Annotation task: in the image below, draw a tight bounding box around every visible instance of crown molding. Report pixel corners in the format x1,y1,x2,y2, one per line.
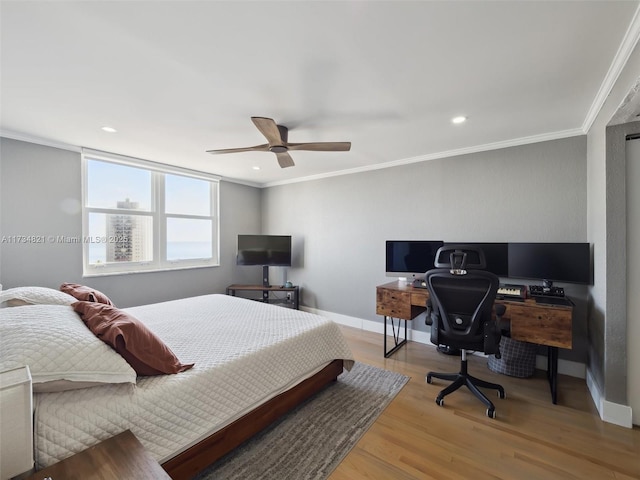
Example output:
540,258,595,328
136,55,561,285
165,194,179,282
0,130,262,188
581,4,640,133
262,128,584,188
0,127,586,191
0,129,81,153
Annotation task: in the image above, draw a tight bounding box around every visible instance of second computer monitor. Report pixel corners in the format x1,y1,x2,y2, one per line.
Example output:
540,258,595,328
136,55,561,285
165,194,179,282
443,242,509,276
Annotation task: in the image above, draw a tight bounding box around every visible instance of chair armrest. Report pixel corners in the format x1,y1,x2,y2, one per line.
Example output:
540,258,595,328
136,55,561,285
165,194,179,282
494,303,510,335
485,303,507,358
425,298,433,325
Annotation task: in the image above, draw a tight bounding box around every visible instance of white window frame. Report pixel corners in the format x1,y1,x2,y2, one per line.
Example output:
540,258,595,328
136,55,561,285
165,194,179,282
81,149,220,276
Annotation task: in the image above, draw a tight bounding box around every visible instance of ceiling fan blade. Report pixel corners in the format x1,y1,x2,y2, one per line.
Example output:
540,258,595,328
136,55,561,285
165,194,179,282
251,117,284,146
275,152,295,168
206,144,269,154
287,142,351,152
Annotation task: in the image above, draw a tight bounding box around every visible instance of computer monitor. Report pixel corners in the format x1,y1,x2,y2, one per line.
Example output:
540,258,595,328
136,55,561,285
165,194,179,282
385,240,444,280
508,242,591,285
444,242,509,277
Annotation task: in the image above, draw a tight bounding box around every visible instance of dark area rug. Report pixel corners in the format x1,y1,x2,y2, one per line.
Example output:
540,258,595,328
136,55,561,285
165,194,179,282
194,362,409,480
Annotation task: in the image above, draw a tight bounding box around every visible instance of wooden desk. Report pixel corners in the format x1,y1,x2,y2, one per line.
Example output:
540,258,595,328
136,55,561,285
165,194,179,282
25,430,171,480
376,281,573,403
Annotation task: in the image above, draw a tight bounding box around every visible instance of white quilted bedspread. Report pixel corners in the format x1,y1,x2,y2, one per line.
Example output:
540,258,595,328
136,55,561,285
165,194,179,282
33,294,354,468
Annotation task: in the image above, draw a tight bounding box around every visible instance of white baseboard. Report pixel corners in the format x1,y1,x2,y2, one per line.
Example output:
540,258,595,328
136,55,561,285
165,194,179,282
535,355,586,379
304,307,585,378
302,306,432,345
586,368,633,428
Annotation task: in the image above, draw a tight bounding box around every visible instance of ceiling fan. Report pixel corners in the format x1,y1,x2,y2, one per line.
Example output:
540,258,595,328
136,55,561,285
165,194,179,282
206,117,351,168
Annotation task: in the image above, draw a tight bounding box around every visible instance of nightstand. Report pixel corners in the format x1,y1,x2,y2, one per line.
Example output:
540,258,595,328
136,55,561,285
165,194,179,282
24,430,171,480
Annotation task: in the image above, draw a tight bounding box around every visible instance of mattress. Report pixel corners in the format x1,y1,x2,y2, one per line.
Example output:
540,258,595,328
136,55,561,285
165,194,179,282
33,294,354,468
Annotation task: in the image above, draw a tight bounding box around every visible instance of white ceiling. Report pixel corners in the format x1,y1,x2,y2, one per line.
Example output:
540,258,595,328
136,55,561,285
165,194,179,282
1,1,639,187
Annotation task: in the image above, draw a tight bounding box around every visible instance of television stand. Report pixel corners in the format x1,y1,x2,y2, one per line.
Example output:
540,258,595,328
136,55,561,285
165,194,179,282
226,284,300,310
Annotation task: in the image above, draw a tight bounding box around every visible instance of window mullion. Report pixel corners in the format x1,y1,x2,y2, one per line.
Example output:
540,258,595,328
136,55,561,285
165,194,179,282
81,156,90,269
211,182,219,263
156,172,165,267
162,212,210,220
86,207,154,217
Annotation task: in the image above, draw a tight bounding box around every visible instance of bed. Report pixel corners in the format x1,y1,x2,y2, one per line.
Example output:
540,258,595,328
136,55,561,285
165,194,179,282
0,288,355,479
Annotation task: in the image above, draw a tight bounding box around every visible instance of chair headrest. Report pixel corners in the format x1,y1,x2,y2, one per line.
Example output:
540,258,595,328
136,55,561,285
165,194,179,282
434,245,487,270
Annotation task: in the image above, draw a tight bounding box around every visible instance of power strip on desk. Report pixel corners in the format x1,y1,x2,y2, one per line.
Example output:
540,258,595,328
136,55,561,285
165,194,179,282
529,285,565,297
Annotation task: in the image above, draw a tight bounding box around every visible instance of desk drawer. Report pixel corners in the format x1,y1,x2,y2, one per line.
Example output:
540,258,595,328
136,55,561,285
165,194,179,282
410,290,429,307
506,304,572,349
376,288,413,319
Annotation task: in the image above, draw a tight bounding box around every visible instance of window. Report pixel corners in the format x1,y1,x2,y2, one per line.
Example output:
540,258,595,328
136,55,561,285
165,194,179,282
82,150,219,276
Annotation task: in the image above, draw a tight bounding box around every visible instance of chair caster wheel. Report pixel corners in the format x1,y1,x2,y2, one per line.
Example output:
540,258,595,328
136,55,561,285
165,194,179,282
426,374,432,384
436,397,444,407
487,408,496,418
498,390,506,399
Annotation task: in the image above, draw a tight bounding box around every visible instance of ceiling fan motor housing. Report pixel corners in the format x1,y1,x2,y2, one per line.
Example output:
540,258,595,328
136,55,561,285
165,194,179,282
270,125,289,151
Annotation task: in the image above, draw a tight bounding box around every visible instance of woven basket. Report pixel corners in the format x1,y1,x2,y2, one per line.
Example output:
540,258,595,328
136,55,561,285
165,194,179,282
488,336,537,378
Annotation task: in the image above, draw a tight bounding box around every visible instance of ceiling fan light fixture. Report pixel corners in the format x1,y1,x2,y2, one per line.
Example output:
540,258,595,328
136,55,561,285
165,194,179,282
206,117,351,169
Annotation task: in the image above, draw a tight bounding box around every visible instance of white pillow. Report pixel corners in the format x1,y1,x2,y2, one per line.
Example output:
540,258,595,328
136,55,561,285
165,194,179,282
0,286,76,308
0,305,137,392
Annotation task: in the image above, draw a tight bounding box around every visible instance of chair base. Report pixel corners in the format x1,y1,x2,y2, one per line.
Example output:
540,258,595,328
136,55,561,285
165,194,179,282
426,351,505,418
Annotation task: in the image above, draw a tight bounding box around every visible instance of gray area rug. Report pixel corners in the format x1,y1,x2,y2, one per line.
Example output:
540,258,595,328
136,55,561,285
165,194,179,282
194,362,409,480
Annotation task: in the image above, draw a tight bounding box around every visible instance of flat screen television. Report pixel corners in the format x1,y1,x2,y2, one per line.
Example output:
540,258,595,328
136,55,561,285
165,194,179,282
444,242,509,276
237,235,292,287
385,240,444,280
236,235,292,266
508,242,591,285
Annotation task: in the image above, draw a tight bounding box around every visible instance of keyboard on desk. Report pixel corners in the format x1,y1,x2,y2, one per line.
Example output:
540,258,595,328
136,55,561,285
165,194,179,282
532,296,573,307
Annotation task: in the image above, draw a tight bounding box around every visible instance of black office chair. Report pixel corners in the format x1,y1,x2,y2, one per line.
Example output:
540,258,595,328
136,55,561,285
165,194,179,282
424,245,507,418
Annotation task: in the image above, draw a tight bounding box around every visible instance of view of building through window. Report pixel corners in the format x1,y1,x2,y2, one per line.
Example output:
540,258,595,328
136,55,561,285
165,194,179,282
107,199,153,263
88,205,154,265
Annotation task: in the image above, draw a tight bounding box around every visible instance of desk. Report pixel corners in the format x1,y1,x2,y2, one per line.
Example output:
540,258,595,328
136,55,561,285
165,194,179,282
376,281,573,403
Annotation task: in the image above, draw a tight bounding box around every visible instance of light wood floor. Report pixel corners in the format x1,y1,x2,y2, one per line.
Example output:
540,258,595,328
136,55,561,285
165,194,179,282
329,326,640,480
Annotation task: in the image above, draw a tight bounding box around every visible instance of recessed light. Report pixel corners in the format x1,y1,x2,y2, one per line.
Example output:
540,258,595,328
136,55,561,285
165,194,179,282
252,166,261,171
101,126,117,133
451,116,467,124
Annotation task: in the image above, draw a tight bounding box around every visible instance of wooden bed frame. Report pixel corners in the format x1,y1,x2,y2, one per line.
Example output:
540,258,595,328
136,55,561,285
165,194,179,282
161,359,344,480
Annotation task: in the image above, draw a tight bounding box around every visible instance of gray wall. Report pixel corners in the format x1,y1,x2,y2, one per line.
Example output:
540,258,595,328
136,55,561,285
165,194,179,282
0,137,262,307
586,38,640,407
262,136,589,362
603,121,640,406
